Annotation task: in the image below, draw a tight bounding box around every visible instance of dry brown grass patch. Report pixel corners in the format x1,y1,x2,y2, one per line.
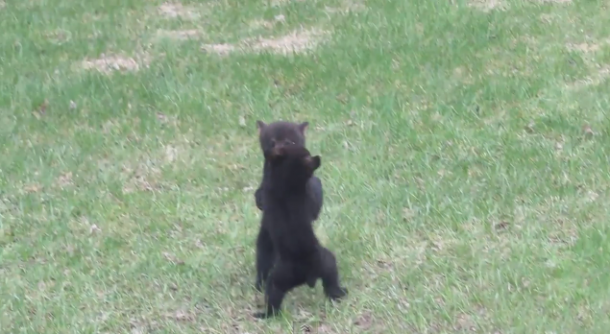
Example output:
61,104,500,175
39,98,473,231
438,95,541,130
247,28,328,54
468,0,507,12
539,13,556,23
566,37,610,54
55,172,73,189
563,38,610,90
80,53,151,74
158,2,200,20
249,15,285,30
566,42,602,53
202,28,329,56
201,43,237,56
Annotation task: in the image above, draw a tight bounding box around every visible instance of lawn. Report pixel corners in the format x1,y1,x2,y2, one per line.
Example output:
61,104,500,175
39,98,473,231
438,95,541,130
1,0,609,333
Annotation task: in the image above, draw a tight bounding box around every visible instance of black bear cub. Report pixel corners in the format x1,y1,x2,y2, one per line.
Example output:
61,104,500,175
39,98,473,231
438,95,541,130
254,120,323,292
253,144,347,319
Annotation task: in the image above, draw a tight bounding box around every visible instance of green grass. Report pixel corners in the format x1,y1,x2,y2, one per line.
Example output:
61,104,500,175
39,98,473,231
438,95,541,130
1,0,610,332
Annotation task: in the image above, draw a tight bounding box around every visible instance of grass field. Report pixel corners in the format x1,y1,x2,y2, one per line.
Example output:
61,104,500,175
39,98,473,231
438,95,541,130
1,0,610,332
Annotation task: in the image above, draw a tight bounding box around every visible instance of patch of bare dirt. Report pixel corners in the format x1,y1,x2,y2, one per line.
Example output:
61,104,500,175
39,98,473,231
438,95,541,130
468,0,507,12
55,172,73,188
566,42,601,53
164,145,179,163
156,29,200,40
23,183,43,194
80,53,151,74
201,43,237,55
165,309,195,322
249,15,285,30
202,28,329,56
248,28,328,54
566,37,610,54
158,2,200,20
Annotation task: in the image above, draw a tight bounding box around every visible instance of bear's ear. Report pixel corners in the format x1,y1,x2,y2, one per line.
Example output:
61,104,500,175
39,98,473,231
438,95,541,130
298,121,309,134
307,155,321,171
256,120,267,135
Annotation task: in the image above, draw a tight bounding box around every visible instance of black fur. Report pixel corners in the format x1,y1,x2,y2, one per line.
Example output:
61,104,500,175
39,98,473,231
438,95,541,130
254,120,323,292
254,120,323,218
253,145,347,319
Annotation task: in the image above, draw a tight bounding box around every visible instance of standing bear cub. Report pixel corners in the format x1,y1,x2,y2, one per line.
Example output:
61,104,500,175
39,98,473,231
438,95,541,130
254,144,347,319
254,120,324,292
